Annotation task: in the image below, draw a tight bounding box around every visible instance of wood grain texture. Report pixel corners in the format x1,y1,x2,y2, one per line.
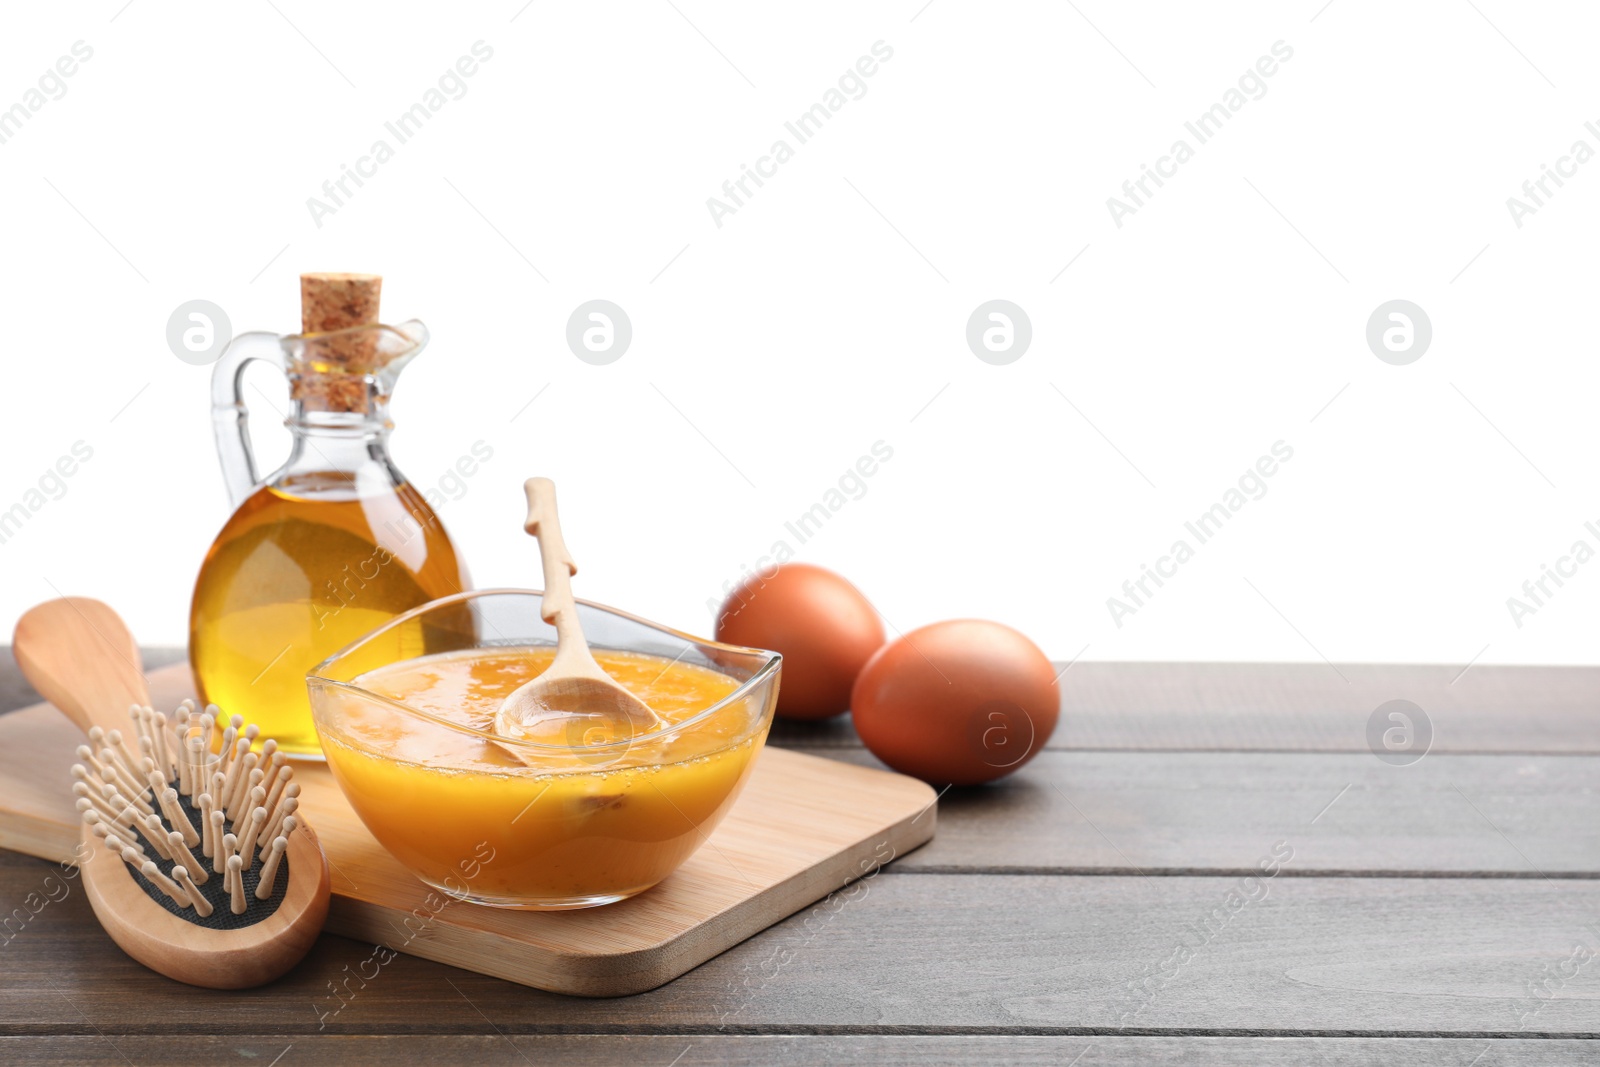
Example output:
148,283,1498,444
10,598,150,735
770,661,1600,754
0,647,185,719
0,665,938,996
8,604,332,991
1055,662,1600,753
811,749,1600,876
13,652,1599,755
3,856,1598,1035
4,651,1598,1059
4,1035,1597,1065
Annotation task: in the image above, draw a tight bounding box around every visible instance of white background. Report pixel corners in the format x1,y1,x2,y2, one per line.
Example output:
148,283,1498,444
1,0,1596,666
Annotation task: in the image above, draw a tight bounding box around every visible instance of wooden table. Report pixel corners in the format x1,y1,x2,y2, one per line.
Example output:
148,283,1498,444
2,651,1597,1064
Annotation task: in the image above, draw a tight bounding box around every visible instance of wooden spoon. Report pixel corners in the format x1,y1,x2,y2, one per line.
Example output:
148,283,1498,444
12,597,330,989
494,478,663,755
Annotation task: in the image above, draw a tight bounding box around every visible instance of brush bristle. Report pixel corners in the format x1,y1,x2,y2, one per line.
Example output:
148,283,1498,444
72,702,302,922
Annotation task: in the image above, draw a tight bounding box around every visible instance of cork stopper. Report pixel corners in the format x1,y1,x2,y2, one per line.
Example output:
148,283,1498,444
301,272,382,336
295,272,383,414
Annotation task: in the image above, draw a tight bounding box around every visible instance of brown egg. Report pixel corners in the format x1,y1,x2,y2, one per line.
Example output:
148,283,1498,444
851,620,1059,785
715,563,885,720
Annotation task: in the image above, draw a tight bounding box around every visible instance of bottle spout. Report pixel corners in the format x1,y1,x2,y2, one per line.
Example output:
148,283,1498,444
284,272,426,415
282,319,428,415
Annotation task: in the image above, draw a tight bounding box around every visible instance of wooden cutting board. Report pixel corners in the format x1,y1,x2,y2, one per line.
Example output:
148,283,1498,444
0,664,937,996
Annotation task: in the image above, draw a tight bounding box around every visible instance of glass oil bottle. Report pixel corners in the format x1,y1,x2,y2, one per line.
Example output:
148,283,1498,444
189,273,471,756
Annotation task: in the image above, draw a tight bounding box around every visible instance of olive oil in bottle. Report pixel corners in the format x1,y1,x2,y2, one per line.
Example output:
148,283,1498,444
189,273,470,756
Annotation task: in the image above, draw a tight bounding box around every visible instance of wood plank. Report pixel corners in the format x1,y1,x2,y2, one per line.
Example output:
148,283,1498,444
810,749,1600,876
4,1035,1597,1066
1056,662,1600,753
9,653,1599,754
10,664,1598,880
10,664,1598,882
3,858,1598,1034
0,647,184,722
0,666,937,996
772,662,1600,754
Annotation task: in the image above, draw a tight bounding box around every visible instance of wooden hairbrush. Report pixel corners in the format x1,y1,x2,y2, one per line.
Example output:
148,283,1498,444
12,597,330,988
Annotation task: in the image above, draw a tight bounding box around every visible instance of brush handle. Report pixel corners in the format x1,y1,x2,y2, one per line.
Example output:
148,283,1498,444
12,598,150,735
16,597,333,990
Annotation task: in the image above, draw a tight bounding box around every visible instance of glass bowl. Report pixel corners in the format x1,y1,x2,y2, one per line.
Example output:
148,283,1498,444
306,589,781,910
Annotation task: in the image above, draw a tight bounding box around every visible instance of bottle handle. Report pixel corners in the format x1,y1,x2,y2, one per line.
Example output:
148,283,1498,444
209,331,289,508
